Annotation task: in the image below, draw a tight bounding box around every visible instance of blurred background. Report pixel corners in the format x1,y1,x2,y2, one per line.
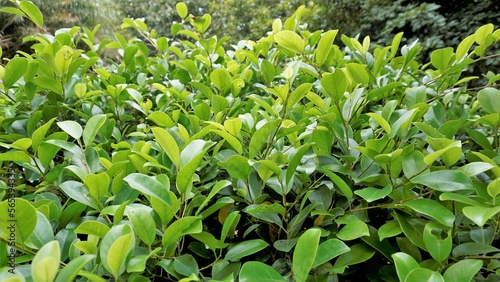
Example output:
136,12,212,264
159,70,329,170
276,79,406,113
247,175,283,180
1,0,499,65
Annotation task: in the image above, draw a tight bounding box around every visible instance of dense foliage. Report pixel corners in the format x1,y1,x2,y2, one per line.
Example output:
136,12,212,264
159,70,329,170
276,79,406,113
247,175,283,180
1,1,500,281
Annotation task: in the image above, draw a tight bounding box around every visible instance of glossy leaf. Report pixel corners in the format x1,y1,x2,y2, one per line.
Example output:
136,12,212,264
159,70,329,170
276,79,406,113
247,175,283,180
443,259,482,282
274,30,304,53
83,114,106,147
411,170,473,192
312,238,350,267
224,239,269,262
392,252,420,281
462,206,500,227
404,198,455,227
239,262,285,282
31,240,60,282
293,228,321,282
123,173,171,206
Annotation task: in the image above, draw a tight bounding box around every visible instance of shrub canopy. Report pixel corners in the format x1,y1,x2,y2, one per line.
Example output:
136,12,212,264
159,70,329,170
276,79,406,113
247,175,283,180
0,1,500,281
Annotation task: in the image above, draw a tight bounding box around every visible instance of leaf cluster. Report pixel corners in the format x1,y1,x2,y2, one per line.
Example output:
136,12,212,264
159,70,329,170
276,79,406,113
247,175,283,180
0,1,500,281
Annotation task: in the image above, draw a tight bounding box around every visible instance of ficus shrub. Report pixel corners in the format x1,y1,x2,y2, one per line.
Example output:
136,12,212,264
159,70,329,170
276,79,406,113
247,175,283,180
0,1,499,281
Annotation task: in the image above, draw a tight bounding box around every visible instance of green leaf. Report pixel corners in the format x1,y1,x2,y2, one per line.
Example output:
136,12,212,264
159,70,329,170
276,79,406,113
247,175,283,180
456,34,476,60
333,243,375,274
162,216,202,252
443,259,482,282
83,114,106,147
392,252,420,281
44,140,83,159
411,170,473,192
149,112,174,127
0,198,37,243
487,178,500,199
127,209,156,246
84,172,109,203
19,0,43,27
354,185,392,203
462,206,500,227
423,222,452,262
452,242,500,257
210,68,231,93
366,113,391,134
27,212,54,249
173,254,198,276
100,225,134,278
321,70,347,101
293,228,320,282
336,215,370,241
319,169,353,199
312,238,350,267
190,232,228,251
210,129,243,154
249,120,280,159
405,268,444,282
60,181,99,210
75,220,110,238
56,255,95,282
478,88,500,114
224,239,269,262
425,137,462,167
31,240,60,282
32,117,57,152
315,30,338,66
0,151,31,163
123,173,171,206
458,162,495,176
177,140,213,195
431,47,454,71
219,155,251,180
57,121,83,140
151,127,180,167
190,14,211,33
2,57,28,89
239,262,285,282
404,198,455,227
274,30,304,53
378,220,402,240
107,233,134,278
175,2,188,18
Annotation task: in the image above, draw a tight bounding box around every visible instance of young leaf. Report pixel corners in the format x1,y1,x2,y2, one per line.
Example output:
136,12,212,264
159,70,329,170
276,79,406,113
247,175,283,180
127,209,156,246
107,233,134,279
57,121,83,140
175,2,188,19
32,240,60,282
151,127,180,167
321,71,347,101
274,30,304,54
315,30,338,66
19,0,44,27
56,255,95,282
84,172,109,204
